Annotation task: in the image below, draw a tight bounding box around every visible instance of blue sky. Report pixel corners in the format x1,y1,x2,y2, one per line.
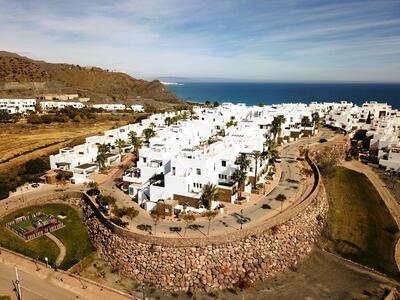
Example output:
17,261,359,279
1,0,400,82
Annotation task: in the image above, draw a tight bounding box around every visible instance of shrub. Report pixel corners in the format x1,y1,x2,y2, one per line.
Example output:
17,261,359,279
0,183,10,200
24,158,48,174
27,114,42,124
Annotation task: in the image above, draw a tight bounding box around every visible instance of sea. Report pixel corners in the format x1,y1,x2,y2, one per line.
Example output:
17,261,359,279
168,82,400,108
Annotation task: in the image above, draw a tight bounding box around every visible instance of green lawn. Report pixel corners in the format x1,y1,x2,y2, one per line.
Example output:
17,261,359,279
0,203,94,270
323,167,399,279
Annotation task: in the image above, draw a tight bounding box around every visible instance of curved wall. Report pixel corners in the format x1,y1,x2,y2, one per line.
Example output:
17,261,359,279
82,156,329,292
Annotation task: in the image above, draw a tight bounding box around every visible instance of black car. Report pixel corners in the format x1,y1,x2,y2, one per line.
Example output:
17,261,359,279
87,189,100,196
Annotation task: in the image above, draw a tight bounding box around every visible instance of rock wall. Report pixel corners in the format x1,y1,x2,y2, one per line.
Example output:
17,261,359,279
83,187,328,293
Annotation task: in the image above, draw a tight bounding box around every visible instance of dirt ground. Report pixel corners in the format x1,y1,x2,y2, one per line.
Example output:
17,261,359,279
72,247,398,300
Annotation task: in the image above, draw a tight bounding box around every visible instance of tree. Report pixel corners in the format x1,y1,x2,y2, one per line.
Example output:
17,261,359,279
201,183,219,209
88,181,99,190
271,115,286,142
202,210,218,235
301,116,310,127
0,110,12,123
125,207,139,221
115,138,126,154
205,101,210,106
276,193,287,211
164,117,172,126
25,158,48,174
258,101,265,107
98,143,111,155
231,169,247,199
96,152,106,170
142,127,156,142
252,151,262,188
149,122,156,129
182,213,196,236
150,210,163,235
236,153,250,171
102,195,117,207
213,101,219,107
312,112,320,128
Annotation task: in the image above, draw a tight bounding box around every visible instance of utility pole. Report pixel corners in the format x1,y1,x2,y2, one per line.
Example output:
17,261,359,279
15,267,22,300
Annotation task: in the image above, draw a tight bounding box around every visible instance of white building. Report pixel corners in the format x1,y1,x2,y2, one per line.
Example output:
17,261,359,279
131,104,145,112
0,99,36,114
92,103,126,111
40,101,85,111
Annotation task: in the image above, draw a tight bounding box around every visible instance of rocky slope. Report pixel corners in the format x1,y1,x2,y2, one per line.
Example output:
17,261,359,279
0,51,179,103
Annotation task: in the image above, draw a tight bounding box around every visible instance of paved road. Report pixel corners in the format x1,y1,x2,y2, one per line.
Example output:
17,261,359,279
0,249,133,300
0,261,82,300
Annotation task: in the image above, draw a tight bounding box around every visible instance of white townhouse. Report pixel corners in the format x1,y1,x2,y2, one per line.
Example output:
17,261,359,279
131,104,145,112
92,103,126,111
40,101,85,111
0,99,36,114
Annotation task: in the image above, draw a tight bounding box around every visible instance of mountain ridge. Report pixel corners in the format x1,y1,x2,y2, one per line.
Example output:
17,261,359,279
0,51,179,104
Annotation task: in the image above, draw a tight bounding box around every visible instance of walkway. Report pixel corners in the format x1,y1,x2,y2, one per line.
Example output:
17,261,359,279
0,248,134,300
342,160,400,272
45,233,66,267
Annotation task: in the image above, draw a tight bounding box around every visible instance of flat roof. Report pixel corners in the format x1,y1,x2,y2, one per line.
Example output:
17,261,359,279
74,163,98,170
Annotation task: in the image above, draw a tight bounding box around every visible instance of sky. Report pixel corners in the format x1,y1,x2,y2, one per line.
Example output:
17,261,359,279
1,0,400,83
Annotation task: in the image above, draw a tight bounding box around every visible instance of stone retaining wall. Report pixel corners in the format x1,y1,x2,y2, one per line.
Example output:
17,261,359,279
83,185,328,293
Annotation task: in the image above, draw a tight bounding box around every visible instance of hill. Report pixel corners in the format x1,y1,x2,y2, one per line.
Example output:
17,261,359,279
0,51,179,104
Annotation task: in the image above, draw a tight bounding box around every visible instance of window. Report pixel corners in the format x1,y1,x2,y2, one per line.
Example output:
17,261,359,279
221,160,226,167
196,168,201,175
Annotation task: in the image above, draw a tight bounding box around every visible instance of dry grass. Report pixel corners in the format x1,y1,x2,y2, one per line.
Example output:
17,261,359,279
0,117,133,174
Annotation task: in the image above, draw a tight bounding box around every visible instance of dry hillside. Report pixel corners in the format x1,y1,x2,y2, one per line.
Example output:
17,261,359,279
0,51,179,104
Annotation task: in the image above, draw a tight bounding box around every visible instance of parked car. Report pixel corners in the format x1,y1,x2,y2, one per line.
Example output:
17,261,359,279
31,183,40,188
87,188,100,196
95,195,110,213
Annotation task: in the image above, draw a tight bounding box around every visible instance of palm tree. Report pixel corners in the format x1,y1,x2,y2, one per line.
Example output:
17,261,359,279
96,152,106,170
150,210,163,235
128,130,137,145
132,137,142,160
115,138,126,154
164,117,172,126
142,127,156,143
98,143,111,155
301,116,311,128
236,153,250,171
271,115,286,142
182,213,196,237
231,169,247,199
202,210,218,235
312,112,320,128
268,148,279,165
149,122,156,129
201,183,219,209
252,151,262,188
